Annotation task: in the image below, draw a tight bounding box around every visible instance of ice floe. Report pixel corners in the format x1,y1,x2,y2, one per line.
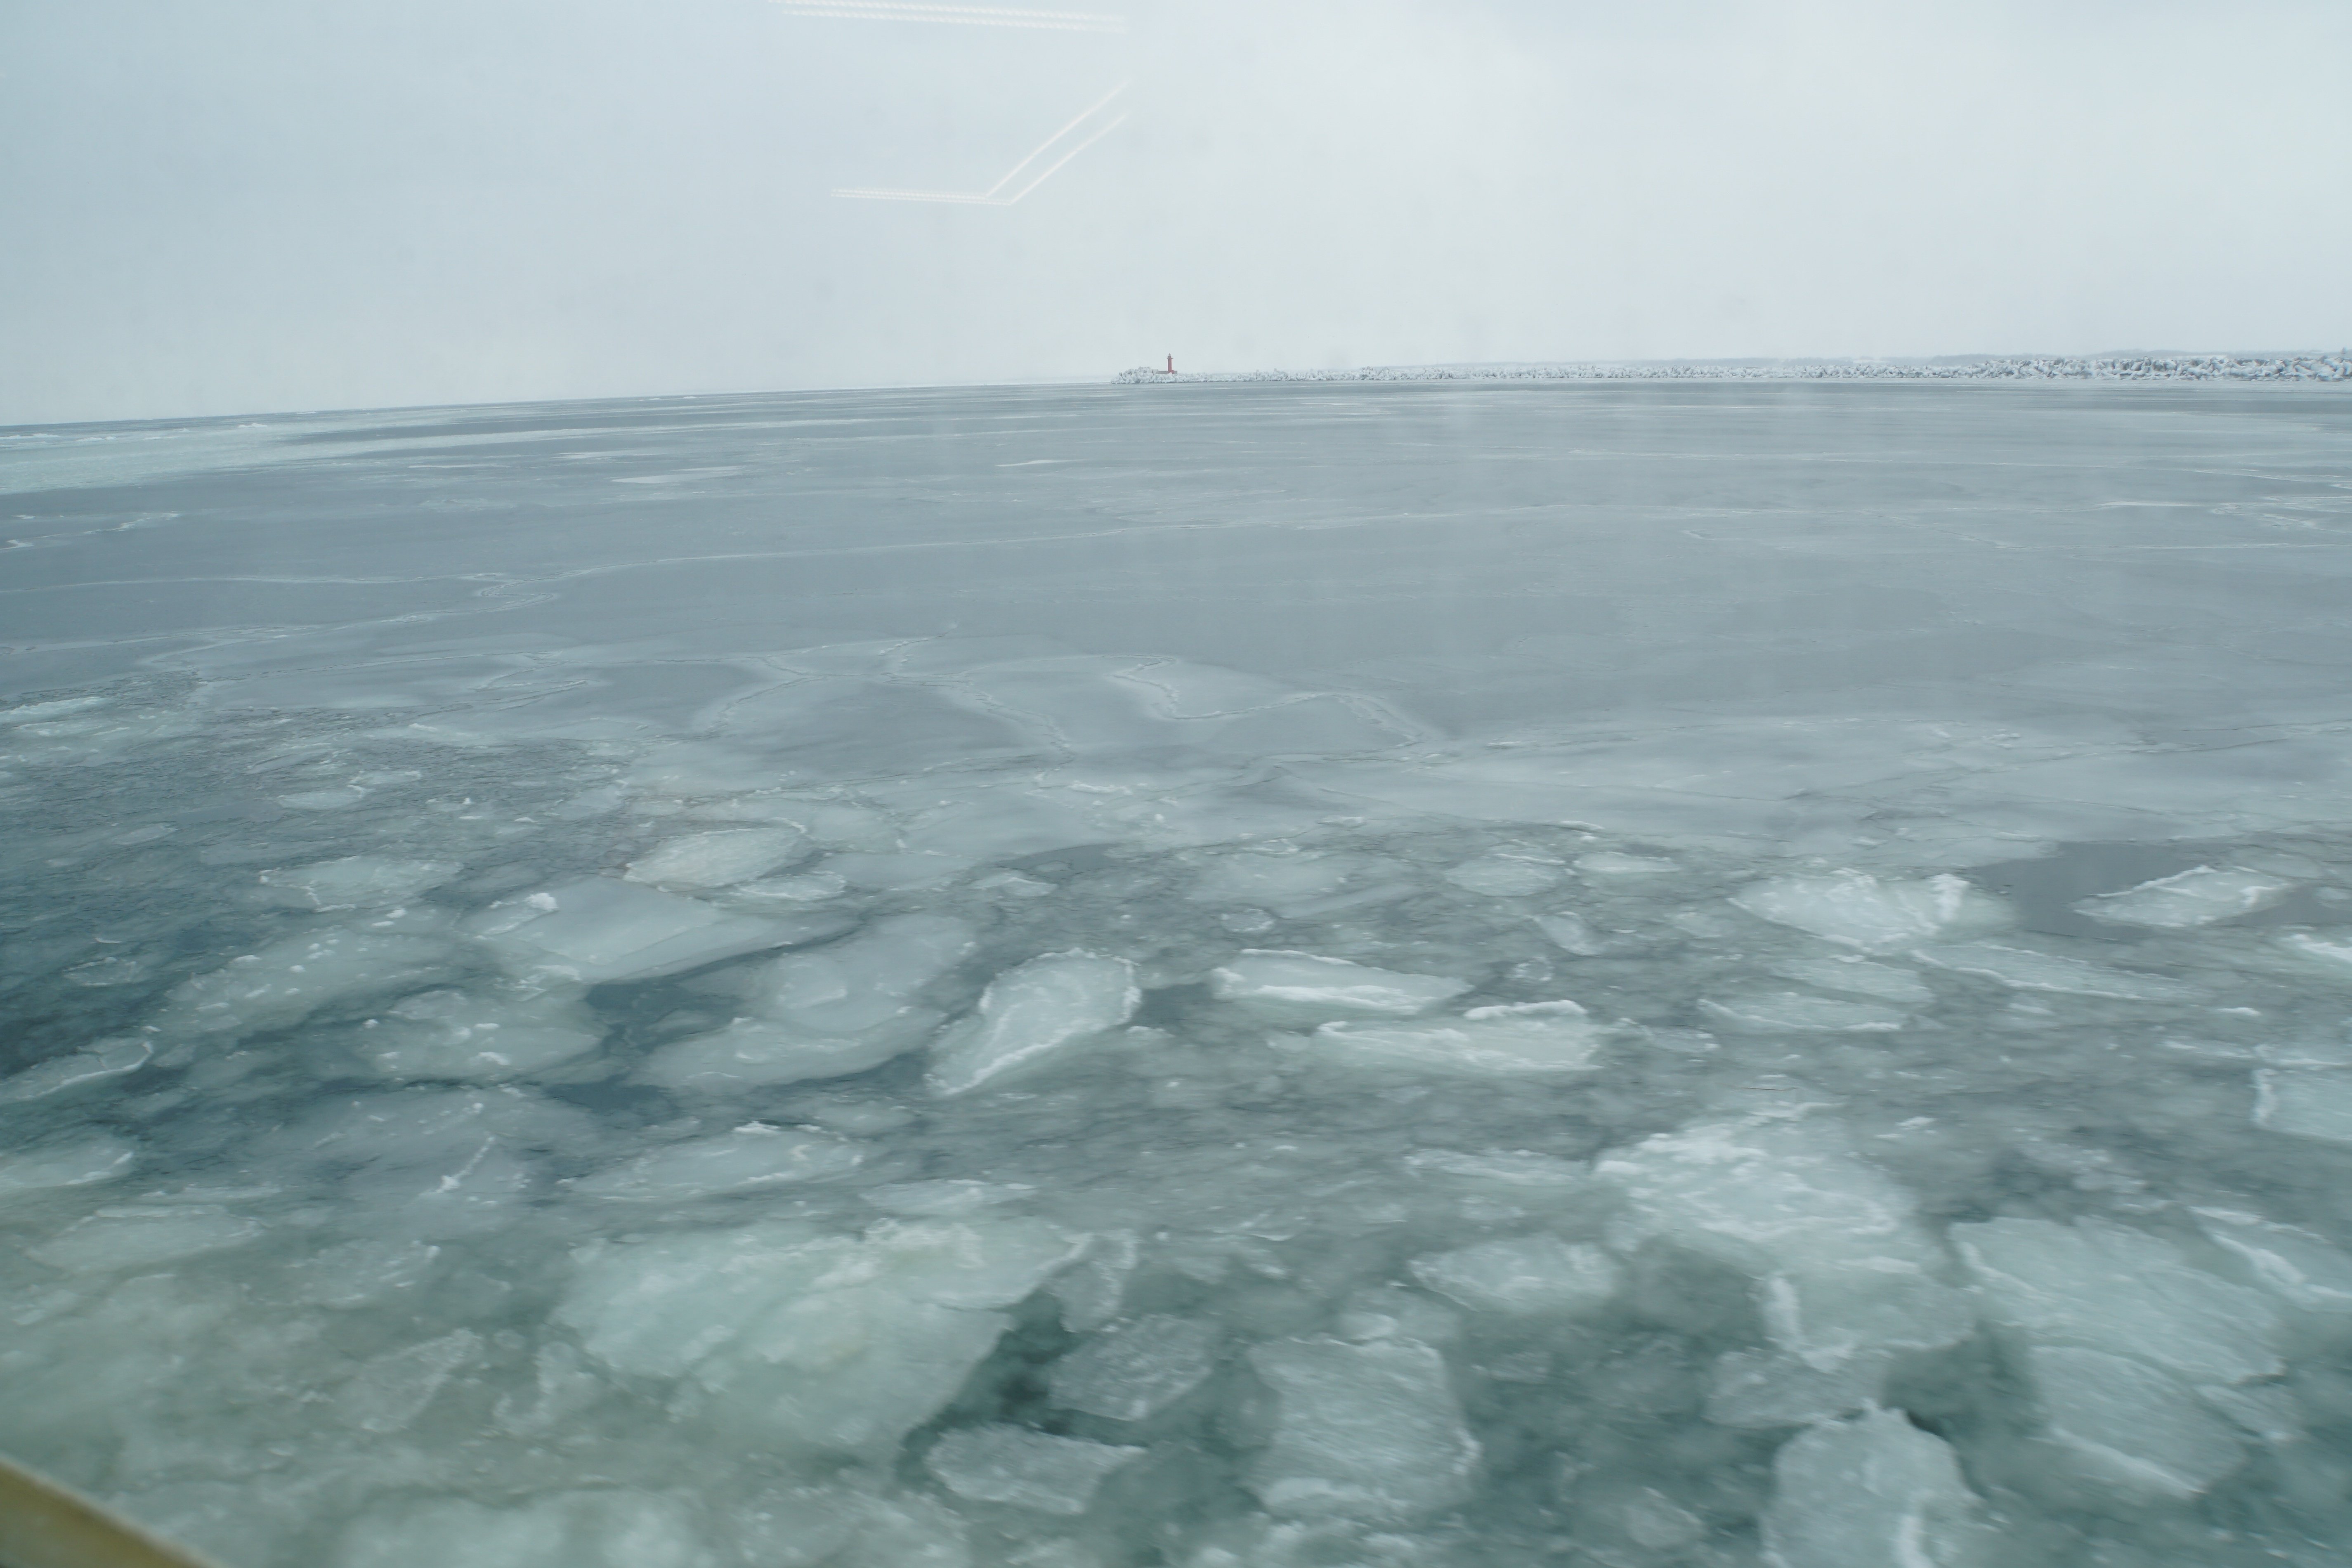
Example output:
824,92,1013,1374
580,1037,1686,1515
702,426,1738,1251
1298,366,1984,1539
1047,1315,1222,1421
1245,1337,1480,1521
1407,1235,1620,1315
1732,871,2003,951
1758,1408,1993,1568
2253,1067,2352,1143
470,877,836,985
1208,950,1471,1025
1913,941,2203,1001
1306,1001,1604,1077
558,1216,1085,1455
923,1425,1144,1514
2075,865,2293,928
1951,1216,2280,1383
927,952,1139,1095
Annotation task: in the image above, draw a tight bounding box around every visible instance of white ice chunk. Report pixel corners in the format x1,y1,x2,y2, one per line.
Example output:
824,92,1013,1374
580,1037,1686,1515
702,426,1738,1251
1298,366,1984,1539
2025,1345,2245,1498
642,911,984,1086
1951,1216,2279,1383
258,856,460,910
624,827,807,889
31,1205,264,1273
265,1086,594,1239
1334,1285,1464,1348
334,1490,711,1568
1599,1120,1971,1363
2075,866,2291,929
557,1216,1083,1454
157,925,457,1038
1401,1148,1593,1191
923,1426,1144,1515
1733,870,2002,952
1533,912,1604,954
641,1016,916,1091
1246,1337,1479,1521
1442,857,1562,897
571,1124,864,1201
2278,931,2352,977
2192,1207,2352,1312
1913,942,2202,1001
469,877,819,985
1705,1349,1888,1429
1187,851,1415,918
1209,950,1471,1025
1700,993,1909,1033
757,915,975,1025
1768,956,1934,1004
0,1037,151,1103
1408,1235,1620,1315
1313,1001,1602,1077
1045,1230,1141,1332
0,1133,137,1197
333,1329,482,1433
2253,1068,2352,1144
355,985,603,1081
1577,853,1677,877
1758,1407,1992,1568
927,952,1139,1095
1048,1315,1221,1420
285,1238,442,1308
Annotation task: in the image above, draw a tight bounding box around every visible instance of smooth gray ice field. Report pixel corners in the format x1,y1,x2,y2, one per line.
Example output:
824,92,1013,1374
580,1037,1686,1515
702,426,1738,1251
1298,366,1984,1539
4,380,2352,1568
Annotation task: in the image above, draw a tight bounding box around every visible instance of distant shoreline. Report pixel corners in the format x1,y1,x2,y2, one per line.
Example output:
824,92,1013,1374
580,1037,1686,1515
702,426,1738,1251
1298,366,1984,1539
1115,352,2351,385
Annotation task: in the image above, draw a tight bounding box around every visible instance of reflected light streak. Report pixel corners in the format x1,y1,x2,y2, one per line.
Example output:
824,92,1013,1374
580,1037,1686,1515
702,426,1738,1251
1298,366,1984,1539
834,83,1128,205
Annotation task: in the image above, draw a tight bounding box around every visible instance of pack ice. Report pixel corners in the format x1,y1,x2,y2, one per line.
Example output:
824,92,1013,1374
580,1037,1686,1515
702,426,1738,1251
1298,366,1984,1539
10,385,2352,1568
556,1216,1086,1454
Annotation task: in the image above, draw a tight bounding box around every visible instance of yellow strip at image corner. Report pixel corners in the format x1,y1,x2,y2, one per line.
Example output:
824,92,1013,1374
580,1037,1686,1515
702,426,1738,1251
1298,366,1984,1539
0,1455,227,1568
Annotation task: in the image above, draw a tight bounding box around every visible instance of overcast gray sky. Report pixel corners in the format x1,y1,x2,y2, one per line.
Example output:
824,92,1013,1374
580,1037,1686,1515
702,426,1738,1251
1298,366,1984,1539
4,0,2348,424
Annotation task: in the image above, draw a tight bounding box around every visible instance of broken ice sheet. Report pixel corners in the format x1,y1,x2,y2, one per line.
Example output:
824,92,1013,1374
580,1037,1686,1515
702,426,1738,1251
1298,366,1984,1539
0,1037,152,1103
1308,1001,1604,1077
623,826,807,889
348,985,603,1081
468,876,836,985
2075,865,2292,928
555,1216,1085,1455
257,855,461,910
1598,1119,1973,1362
924,1425,1144,1514
1209,950,1471,1025
1407,1235,1620,1315
568,1124,865,1201
1951,1216,2280,1383
1698,992,1910,1032
1246,1336,1480,1522
2253,1067,2352,1144
2024,1344,2246,1499
1047,1315,1222,1421
0,1133,138,1196
1913,941,2204,1001
1759,1408,1994,1568
926,951,1138,1095
1731,870,2004,951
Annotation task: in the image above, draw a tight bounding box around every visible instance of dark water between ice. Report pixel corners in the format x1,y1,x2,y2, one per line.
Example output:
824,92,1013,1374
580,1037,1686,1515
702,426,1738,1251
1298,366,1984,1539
4,380,2352,1568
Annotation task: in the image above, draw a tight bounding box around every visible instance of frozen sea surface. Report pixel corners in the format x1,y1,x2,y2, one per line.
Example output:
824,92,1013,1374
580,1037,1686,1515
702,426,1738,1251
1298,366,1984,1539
5,379,2352,1568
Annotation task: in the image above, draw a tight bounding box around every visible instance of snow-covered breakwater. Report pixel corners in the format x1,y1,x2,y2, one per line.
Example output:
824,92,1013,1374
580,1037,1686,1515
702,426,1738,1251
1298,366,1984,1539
1118,351,2352,385
7,381,2352,1568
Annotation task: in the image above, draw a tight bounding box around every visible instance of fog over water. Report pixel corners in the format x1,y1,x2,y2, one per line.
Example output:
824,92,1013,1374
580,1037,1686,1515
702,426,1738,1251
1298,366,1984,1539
5,380,2352,1566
